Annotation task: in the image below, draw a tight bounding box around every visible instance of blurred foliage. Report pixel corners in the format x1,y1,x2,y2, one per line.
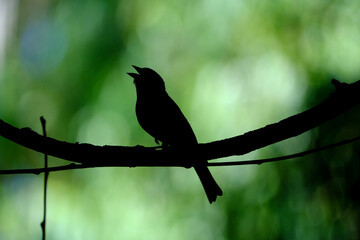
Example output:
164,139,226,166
0,0,359,239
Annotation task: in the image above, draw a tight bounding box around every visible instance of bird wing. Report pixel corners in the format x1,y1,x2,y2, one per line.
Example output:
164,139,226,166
136,93,197,146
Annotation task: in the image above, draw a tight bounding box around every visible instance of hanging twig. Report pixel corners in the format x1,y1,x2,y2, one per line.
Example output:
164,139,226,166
40,116,49,240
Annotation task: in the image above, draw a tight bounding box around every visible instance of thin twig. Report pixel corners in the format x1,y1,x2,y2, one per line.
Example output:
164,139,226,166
0,163,91,175
40,116,48,240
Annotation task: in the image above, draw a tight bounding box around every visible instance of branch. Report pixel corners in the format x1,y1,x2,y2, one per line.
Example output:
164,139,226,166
200,79,360,160
0,79,359,167
208,135,360,166
1,135,359,175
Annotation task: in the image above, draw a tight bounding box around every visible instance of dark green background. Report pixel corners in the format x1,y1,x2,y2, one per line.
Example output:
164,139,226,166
0,0,359,239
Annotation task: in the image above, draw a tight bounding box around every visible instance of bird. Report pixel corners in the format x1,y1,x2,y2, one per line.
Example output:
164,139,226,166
127,65,222,203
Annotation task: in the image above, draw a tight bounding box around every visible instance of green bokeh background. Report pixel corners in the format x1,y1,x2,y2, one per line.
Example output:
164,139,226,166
0,0,359,239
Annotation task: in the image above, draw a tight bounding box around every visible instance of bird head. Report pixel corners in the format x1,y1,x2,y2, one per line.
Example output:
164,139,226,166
127,66,166,92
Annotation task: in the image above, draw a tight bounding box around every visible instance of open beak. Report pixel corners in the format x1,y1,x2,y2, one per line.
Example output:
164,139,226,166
127,65,142,78
127,72,139,78
132,65,142,73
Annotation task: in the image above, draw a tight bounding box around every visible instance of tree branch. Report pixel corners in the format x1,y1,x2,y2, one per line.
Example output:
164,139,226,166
0,134,359,175
0,79,359,168
208,135,360,166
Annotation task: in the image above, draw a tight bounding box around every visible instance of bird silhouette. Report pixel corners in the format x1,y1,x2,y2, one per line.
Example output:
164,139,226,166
128,65,222,203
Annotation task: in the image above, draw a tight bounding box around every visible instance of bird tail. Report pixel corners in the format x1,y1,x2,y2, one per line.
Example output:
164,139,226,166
194,165,223,203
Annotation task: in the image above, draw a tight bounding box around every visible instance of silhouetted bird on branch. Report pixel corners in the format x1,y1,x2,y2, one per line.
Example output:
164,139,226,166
128,65,222,203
